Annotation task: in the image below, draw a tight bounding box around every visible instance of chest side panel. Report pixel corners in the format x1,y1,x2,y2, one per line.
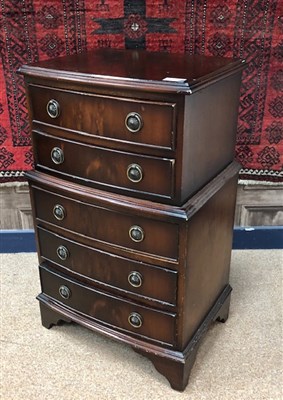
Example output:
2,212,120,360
181,73,242,201
179,174,238,348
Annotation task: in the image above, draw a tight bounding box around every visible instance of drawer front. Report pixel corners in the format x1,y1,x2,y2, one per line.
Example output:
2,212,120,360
37,227,178,305
33,132,175,200
40,265,176,345
29,85,176,150
32,186,179,261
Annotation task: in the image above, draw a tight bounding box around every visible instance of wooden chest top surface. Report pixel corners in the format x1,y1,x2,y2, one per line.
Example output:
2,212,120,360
19,48,245,93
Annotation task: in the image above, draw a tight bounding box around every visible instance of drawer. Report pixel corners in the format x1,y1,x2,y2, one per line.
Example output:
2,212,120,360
33,132,175,200
37,227,178,305
32,185,179,261
29,85,176,150
39,265,176,345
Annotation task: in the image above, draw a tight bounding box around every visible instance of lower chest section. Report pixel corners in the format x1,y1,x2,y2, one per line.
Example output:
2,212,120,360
29,173,184,348
28,164,238,352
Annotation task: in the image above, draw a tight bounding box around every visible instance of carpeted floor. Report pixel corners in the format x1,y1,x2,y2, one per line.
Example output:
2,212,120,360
1,250,282,400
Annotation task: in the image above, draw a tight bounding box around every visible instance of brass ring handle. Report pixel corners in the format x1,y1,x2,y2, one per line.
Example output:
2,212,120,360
128,312,143,328
59,285,71,300
51,147,64,165
47,99,60,119
53,204,66,221
56,245,69,261
125,112,143,133
129,225,145,243
127,164,143,183
128,271,143,288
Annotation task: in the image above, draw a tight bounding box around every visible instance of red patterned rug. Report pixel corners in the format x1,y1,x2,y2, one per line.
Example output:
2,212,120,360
0,0,282,182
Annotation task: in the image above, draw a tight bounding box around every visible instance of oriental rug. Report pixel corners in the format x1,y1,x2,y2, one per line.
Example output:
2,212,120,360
0,0,282,182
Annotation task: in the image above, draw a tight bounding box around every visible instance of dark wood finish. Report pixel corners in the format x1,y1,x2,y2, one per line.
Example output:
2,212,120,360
19,48,244,93
33,131,175,200
39,302,72,329
181,175,238,346
26,161,240,222
39,264,176,346
20,48,245,205
181,74,243,200
140,288,232,391
27,162,239,390
29,84,176,150
38,275,232,391
20,48,243,391
31,184,179,261
215,294,231,323
37,226,178,306
138,351,197,391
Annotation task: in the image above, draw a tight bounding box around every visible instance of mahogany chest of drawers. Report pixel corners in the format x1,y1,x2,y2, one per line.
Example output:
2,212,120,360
20,48,244,391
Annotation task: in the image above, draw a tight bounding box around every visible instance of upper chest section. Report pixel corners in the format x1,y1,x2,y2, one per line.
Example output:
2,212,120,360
19,49,244,204
19,48,244,159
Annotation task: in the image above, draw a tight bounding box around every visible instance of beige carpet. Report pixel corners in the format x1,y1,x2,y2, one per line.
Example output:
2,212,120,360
1,250,282,400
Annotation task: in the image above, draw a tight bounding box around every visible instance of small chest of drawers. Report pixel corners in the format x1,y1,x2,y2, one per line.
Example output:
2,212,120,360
20,48,244,391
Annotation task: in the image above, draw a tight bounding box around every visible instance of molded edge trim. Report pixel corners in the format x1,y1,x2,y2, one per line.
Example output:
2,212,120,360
25,161,240,222
18,60,245,95
1,227,282,253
